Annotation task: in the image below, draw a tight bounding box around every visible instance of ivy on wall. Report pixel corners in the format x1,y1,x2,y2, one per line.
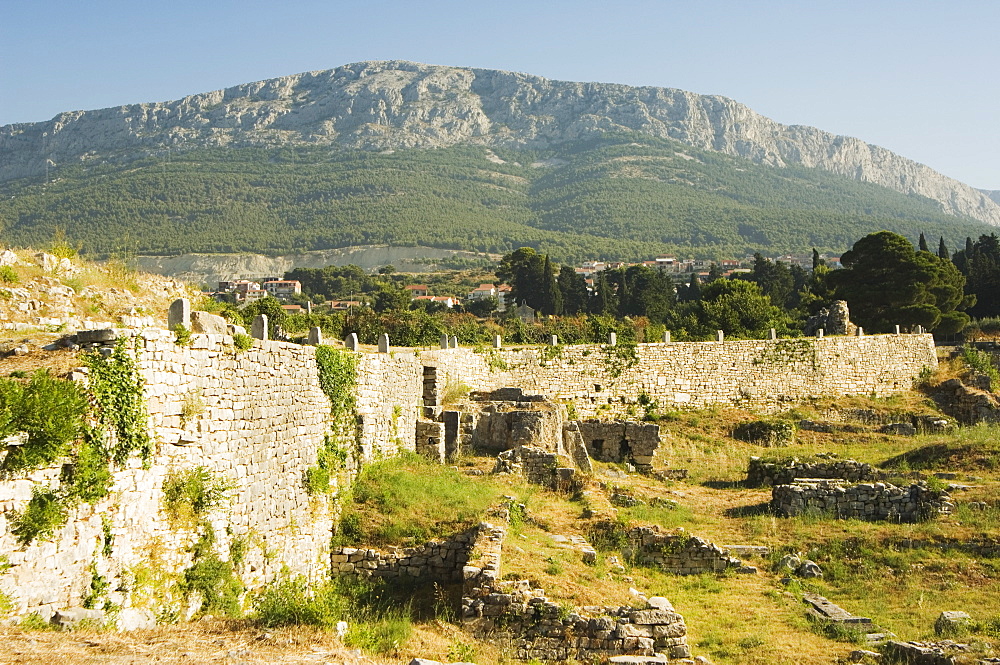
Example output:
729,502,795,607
83,339,154,465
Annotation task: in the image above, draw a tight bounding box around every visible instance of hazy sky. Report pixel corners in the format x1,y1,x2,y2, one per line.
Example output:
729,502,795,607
2,0,997,189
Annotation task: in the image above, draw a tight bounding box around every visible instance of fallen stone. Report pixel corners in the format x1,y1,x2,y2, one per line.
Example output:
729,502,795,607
76,328,119,344
51,607,106,628
797,560,823,578
935,611,972,636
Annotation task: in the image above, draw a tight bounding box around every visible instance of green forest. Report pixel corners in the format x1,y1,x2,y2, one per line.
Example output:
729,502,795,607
0,132,991,262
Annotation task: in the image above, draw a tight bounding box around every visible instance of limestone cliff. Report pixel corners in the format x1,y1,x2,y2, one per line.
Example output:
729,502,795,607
2,60,998,225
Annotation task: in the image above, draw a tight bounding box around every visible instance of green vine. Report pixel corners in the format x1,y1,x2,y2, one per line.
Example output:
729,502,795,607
602,343,638,379
309,346,361,495
83,338,154,466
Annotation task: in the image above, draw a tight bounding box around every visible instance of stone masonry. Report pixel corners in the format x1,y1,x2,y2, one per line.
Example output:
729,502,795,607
772,480,954,522
746,456,879,486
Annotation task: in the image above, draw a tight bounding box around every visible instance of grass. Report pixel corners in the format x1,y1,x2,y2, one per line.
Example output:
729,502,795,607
253,575,414,656
336,451,511,546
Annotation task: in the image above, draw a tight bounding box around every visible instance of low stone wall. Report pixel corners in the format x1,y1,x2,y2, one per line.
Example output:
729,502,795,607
493,445,578,489
746,456,879,486
772,480,953,522
624,526,745,575
330,525,480,583
463,583,691,662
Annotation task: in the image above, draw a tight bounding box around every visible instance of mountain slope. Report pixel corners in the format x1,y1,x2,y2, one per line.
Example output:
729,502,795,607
0,134,990,263
2,60,998,228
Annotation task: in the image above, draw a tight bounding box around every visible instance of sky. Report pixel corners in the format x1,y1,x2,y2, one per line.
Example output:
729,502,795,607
2,0,997,189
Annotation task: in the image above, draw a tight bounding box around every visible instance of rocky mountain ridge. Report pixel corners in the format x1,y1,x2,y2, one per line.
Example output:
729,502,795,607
2,60,999,227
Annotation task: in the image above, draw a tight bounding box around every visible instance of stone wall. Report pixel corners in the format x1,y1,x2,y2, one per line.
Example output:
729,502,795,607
0,329,336,624
424,333,937,418
746,456,879,487
771,480,954,522
459,516,691,661
578,421,661,471
624,526,745,575
464,583,691,662
330,524,481,583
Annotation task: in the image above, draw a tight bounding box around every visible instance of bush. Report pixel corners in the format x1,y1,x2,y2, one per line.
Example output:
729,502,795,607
163,467,231,526
10,487,68,545
0,370,88,475
0,265,18,284
232,333,253,351
960,345,1000,387
733,419,795,447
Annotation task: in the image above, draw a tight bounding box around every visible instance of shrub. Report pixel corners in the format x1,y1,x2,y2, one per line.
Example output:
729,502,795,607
232,333,253,351
960,345,1000,387
10,487,68,545
0,370,88,475
172,324,192,346
181,530,244,617
0,265,18,284
733,419,795,447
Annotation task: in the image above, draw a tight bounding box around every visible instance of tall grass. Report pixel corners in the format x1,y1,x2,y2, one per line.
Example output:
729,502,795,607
338,452,505,546
253,575,413,656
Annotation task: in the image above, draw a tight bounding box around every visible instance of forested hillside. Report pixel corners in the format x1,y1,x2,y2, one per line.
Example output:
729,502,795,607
0,133,991,262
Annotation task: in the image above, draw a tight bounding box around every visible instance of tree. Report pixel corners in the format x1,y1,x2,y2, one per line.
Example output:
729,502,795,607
466,296,499,317
240,296,287,332
589,272,616,315
557,265,589,315
693,279,787,339
372,283,410,313
828,231,971,333
540,254,562,316
918,233,929,252
740,253,795,310
938,237,950,260
812,248,824,271
956,233,1000,318
496,247,545,310
615,264,675,321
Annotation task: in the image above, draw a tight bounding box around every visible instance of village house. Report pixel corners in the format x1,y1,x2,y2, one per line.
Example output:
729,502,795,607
262,280,302,300
404,284,429,298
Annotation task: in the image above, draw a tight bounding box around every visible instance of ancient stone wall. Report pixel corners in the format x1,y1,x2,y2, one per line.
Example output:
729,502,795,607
330,524,481,583
746,457,879,487
624,526,745,575
771,480,954,522
424,333,937,418
0,329,336,624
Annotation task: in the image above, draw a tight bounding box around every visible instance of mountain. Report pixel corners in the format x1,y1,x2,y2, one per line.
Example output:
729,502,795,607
982,190,1000,206
0,60,997,262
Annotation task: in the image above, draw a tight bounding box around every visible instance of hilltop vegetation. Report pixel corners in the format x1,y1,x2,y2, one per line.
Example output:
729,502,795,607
0,134,991,262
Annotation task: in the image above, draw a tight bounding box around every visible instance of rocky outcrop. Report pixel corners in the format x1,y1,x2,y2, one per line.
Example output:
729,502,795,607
3,61,998,226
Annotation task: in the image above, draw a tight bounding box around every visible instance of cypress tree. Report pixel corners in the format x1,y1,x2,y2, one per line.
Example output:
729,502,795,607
919,233,929,252
938,236,950,260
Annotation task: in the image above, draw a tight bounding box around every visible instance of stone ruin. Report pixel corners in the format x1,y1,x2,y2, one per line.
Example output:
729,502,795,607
803,299,858,336
415,386,665,488
772,479,953,522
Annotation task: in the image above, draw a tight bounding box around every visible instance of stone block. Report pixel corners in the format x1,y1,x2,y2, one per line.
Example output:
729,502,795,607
191,310,227,335
168,298,191,330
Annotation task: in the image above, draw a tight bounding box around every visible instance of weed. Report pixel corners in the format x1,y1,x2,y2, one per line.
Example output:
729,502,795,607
19,613,58,631
181,529,244,617
447,639,477,662
172,324,192,346
179,388,206,428
101,515,114,557
62,429,112,504
82,566,110,610
163,467,231,527
960,345,1000,386
232,333,253,351
602,342,638,378
441,377,470,406
0,265,18,284
338,452,504,546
